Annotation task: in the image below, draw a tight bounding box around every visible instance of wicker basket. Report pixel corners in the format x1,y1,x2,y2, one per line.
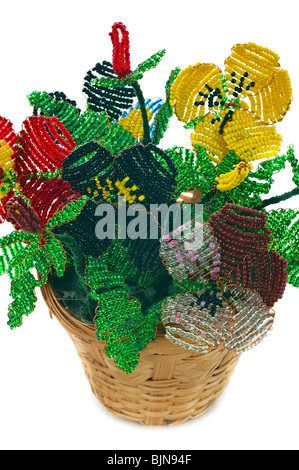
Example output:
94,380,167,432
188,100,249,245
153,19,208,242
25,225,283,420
41,282,240,426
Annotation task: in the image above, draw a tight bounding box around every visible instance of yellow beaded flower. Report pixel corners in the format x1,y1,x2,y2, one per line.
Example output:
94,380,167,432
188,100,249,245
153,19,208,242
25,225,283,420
170,43,293,164
0,140,18,200
118,106,154,142
117,98,163,143
215,162,253,191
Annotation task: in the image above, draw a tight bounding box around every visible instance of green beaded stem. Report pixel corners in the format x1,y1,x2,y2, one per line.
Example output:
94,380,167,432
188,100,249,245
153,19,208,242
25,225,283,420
131,81,151,145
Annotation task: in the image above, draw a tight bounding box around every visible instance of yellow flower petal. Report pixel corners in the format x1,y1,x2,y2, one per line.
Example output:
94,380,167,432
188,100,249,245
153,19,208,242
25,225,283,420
222,109,282,163
170,63,225,124
118,107,153,141
0,139,15,173
248,69,293,124
191,112,228,164
224,43,280,98
0,140,15,200
215,162,253,191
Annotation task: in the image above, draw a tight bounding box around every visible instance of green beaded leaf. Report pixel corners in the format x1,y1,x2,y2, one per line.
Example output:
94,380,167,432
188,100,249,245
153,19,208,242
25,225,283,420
0,230,38,247
240,154,288,203
251,155,287,184
91,50,166,91
44,233,67,278
173,278,207,294
0,243,27,278
266,208,299,287
216,150,239,175
99,120,137,155
0,229,57,286
28,91,80,127
135,49,166,74
152,68,181,146
100,239,138,281
91,72,143,89
70,110,109,145
27,91,110,146
0,231,39,279
53,199,111,259
7,239,40,274
201,152,289,221
165,146,213,198
85,256,126,301
46,196,88,230
95,290,158,373
194,145,218,186
33,248,53,285
287,145,299,187
7,271,38,329
162,147,291,223
0,230,68,329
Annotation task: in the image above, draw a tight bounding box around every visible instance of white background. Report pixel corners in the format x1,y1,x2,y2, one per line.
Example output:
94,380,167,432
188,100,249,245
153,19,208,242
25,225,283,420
0,0,299,451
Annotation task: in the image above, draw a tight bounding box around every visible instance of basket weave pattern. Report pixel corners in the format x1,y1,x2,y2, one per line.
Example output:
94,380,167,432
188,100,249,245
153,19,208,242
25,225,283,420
41,283,240,425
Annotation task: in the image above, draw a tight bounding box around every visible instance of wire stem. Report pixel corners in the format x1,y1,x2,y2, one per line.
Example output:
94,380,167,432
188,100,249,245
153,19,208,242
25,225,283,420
131,81,151,145
256,187,299,210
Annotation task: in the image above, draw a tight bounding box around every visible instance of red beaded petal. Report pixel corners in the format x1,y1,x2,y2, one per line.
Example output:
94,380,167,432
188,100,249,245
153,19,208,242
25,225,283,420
109,22,131,79
19,176,81,225
0,191,14,223
6,195,45,234
15,116,76,175
231,249,288,307
209,203,272,278
0,116,18,149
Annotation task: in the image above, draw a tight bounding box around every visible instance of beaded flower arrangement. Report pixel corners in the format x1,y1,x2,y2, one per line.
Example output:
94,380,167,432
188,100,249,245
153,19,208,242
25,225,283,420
0,23,298,373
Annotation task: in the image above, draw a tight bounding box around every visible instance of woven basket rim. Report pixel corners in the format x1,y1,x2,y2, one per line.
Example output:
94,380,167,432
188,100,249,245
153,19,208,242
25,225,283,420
41,280,240,359
41,280,166,340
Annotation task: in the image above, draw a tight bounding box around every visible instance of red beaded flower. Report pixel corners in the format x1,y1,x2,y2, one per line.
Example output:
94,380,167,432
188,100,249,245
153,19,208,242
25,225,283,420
209,203,288,307
6,195,45,235
109,22,131,78
14,115,81,226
